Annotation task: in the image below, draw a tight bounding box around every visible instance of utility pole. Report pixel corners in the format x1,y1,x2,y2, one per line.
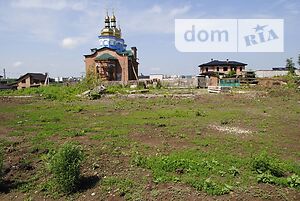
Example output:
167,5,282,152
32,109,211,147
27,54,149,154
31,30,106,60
3,68,6,79
44,72,49,85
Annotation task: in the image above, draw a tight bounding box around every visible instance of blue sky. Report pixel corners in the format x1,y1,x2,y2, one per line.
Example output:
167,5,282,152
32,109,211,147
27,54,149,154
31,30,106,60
0,0,299,78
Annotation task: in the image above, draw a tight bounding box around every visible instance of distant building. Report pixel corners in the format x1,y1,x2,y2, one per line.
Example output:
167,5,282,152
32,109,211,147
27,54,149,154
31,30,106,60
150,74,164,80
54,77,64,83
138,74,150,81
16,73,47,89
198,59,247,75
0,83,14,90
84,12,138,83
272,67,296,71
255,67,300,78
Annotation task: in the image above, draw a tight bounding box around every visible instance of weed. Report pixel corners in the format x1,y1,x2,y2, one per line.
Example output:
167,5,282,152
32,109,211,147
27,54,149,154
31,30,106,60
39,179,60,198
220,119,232,125
49,142,84,194
251,152,300,189
287,174,300,188
132,155,147,167
251,152,285,177
195,110,207,117
106,85,128,94
65,105,84,113
229,166,240,176
101,176,136,198
203,178,232,195
63,130,86,137
1,87,300,199
257,172,275,184
133,150,245,195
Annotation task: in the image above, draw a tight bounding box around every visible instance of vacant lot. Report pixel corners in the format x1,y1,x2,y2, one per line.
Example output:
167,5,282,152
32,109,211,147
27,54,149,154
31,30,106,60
0,88,299,200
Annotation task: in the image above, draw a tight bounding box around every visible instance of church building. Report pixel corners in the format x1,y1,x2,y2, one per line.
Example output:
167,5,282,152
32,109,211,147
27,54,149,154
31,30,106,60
84,12,139,83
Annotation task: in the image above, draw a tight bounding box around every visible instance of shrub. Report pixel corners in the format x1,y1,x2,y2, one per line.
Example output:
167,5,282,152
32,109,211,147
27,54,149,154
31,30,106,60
77,72,101,90
49,142,84,193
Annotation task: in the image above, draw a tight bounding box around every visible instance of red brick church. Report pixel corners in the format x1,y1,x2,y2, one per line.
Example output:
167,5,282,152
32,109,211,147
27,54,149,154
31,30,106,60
84,12,138,83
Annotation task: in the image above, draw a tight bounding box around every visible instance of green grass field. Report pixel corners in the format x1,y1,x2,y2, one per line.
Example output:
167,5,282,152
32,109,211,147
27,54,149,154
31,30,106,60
0,87,299,200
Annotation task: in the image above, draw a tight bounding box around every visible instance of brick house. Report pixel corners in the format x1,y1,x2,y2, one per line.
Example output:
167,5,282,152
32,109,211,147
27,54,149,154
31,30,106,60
84,47,138,82
199,59,247,76
16,73,47,89
84,12,138,83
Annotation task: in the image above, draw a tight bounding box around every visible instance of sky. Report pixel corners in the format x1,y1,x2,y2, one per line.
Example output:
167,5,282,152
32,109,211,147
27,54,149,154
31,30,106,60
0,0,299,78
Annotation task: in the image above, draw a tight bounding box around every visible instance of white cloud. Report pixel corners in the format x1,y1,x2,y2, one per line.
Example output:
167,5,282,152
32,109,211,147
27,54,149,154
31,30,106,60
13,61,23,67
61,37,85,49
122,4,194,34
149,5,162,14
2,1,95,43
5,1,197,45
169,5,191,17
11,0,87,11
12,0,67,10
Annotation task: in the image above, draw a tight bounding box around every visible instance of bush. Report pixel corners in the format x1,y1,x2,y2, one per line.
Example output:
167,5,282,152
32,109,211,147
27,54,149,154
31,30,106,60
77,72,101,90
49,142,84,193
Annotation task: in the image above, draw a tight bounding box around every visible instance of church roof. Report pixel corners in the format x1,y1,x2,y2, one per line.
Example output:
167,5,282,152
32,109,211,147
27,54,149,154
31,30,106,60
95,53,117,61
84,47,133,57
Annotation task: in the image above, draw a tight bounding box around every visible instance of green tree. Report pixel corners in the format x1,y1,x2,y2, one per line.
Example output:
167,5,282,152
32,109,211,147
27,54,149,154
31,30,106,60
227,70,236,78
286,58,295,75
298,54,300,67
